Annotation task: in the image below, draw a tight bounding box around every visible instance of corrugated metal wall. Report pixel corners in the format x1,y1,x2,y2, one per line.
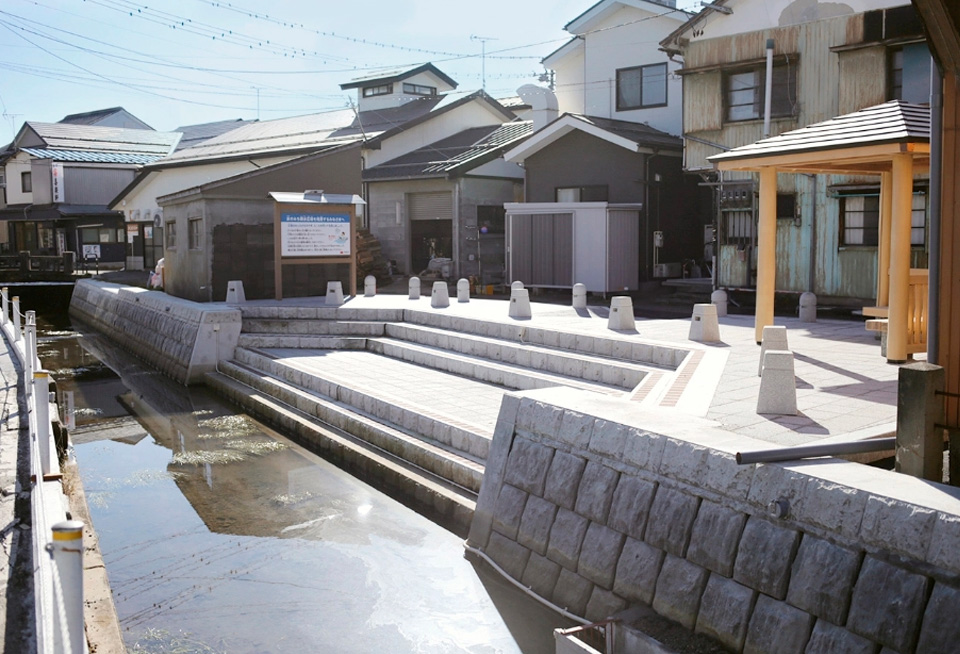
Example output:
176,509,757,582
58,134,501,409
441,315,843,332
509,213,573,287
607,209,640,291
409,191,452,221
64,166,134,205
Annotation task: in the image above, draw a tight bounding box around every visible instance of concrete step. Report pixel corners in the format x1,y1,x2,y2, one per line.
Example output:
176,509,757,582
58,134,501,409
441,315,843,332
214,356,486,494
242,319,386,337
367,336,625,395
239,306,404,322
233,347,492,461
204,369,475,535
237,334,368,349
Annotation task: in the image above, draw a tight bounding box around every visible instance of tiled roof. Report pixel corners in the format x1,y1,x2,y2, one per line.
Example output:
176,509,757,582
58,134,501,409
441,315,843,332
25,122,181,155
708,101,930,165
340,63,458,90
58,107,126,125
568,114,683,150
363,121,532,180
21,148,163,165
174,118,253,151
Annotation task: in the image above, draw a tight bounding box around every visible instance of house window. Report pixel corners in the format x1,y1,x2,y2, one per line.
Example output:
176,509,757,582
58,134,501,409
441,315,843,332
403,82,437,96
719,184,755,246
166,221,177,248
838,189,926,247
777,194,796,221
21,172,31,193
556,186,609,202
188,218,202,250
362,83,393,97
616,63,668,111
889,42,932,104
724,61,797,122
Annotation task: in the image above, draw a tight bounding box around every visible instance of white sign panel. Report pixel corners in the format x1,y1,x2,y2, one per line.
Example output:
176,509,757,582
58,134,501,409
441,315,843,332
51,162,64,203
280,213,351,257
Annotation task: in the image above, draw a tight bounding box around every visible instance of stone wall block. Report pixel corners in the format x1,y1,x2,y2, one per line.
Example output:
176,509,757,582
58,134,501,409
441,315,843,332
547,508,590,571
588,419,627,460
694,573,756,652
485,532,531,582
927,513,960,576
733,517,800,600
517,495,559,556
613,537,664,605
577,523,626,589
521,552,562,600
701,451,755,502
514,398,541,433
847,556,930,653
553,567,594,617
658,438,709,486
643,486,700,558
804,619,877,654
651,554,709,630
915,581,960,654
743,595,814,654
585,587,629,623
794,476,868,542
606,475,657,541
556,409,596,450
503,437,554,496
621,429,666,474
746,463,811,517
686,500,747,577
785,535,861,625
532,400,565,439
543,451,587,511
859,494,936,562
492,484,529,541
574,461,620,523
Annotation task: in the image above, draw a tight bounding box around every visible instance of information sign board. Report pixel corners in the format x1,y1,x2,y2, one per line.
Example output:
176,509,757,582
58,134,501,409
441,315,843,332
280,213,351,257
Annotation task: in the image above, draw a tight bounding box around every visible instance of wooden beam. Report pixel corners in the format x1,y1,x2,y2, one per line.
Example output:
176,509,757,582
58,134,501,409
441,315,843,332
887,153,914,363
877,171,892,308
715,142,926,172
755,167,778,344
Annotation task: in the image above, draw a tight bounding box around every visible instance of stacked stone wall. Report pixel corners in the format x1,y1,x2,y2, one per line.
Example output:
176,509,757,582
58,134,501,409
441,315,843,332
468,390,960,654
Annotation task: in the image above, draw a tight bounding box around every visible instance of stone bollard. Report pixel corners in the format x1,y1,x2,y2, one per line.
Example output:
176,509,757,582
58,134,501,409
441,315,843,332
711,289,728,317
758,325,789,376
1,287,7,326
896,362,945,481
408,277,421,300
364,275,377,297
757,350,797,415
431,281,450,308
572,283,587,310
225,280,246,303
12,297,20,342
607,296,636,331
689,303,720,343
511,280,524,292
799,291,817,322
50,520,86,654
509,287,532,319
325,281,344,306
457,278,470,303
24,312,35,400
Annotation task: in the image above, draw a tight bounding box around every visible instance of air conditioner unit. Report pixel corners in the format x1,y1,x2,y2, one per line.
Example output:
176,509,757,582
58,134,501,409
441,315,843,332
153,210,163,228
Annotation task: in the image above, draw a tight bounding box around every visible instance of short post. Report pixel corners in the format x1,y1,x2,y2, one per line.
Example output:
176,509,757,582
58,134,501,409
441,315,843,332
325,281,344,306
607,296,636,331
509,287,532,319
50,520,85,654
35,371,59,477
711,289,728,317
457,278,470,303
62,251,75,275
689,303,720,343
364,275,377,297
1,287,7,326
757,350,798,415
895,362,945,481
572,283,587,310
799,291,817,322
758,325,788,376
408,276,421,300
19,250,30,273
431,281,450,308
24,312,36,400
511,280,524,291
225,280,246,304
12,296,21,342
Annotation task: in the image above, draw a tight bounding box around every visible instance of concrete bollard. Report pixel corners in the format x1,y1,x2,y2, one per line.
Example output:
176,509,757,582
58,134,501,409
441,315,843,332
607,296,636,331
896,362,945,481
11,297,20,342
325,281,344,306
572,283,587,309
511,280,524,292
225,280,246,304
431,281,450,308
757,350,797,415
456,278,470,303
24,312,36,400
408,277,421,300
799,291,817,322
689,303,721,343
509,287,532,319
364,275,377,297
711,289,728,317
758,325,789,376
35,371,59,477
1,287,7,326
50,520,86,654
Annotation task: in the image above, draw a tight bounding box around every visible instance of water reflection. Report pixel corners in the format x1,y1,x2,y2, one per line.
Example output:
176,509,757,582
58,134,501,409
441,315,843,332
37,322,567,653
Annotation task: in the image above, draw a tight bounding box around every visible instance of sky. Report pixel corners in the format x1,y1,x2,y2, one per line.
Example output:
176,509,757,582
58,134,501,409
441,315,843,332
0,0,702,141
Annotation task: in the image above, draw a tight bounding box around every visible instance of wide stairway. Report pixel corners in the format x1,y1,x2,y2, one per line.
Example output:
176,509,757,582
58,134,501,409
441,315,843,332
204,305,686,532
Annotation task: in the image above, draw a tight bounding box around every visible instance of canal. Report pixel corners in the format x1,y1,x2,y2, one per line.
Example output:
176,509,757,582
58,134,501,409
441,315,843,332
26,287,570,654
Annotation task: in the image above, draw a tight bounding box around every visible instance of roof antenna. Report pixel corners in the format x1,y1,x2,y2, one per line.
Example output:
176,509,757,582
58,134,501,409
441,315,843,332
470,35,497,91
346,97,368,141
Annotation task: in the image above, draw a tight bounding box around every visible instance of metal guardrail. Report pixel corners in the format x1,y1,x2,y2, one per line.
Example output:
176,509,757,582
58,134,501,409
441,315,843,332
0,251,77,274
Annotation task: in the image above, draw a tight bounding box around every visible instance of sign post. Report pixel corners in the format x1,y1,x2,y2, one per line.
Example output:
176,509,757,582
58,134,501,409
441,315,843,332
270,190,365,301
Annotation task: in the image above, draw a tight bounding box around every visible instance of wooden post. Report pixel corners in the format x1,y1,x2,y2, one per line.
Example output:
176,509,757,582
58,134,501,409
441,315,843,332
754,167,778,344
877,170,893,308
887,153,913,363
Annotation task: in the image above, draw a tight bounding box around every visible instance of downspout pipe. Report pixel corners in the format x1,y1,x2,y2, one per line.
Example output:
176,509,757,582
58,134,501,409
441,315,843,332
763,38,774,138
928,59,943,364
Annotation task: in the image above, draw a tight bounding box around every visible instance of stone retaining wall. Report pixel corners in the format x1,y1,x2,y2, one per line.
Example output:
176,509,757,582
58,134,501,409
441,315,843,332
69,280,241,385
468,387,960,654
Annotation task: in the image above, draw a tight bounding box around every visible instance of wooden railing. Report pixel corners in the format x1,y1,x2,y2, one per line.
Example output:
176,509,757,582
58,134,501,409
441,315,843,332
862,268,929,355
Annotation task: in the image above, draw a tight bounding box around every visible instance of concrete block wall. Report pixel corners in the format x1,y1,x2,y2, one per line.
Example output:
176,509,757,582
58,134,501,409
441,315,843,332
69,280,241,385
468,388,960,654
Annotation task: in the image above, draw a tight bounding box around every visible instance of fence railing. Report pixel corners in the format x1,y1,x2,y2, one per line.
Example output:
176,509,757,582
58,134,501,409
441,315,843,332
1,287,86,654
0,251,76,274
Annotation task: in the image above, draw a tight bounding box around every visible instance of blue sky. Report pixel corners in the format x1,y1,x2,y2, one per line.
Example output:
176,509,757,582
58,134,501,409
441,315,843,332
0,0,700,139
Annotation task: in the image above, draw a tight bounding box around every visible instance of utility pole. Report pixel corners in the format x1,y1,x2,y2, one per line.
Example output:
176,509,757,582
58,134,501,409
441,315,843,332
470,35,497,90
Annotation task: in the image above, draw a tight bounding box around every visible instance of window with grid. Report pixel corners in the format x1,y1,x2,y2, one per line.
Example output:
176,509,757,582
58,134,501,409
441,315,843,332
724,62,797,122
403,82,437,96
188,218,202,249
839,190,926,247
616,63,668,111
21,172,31,193
166,221,177,249
362,83,393,97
